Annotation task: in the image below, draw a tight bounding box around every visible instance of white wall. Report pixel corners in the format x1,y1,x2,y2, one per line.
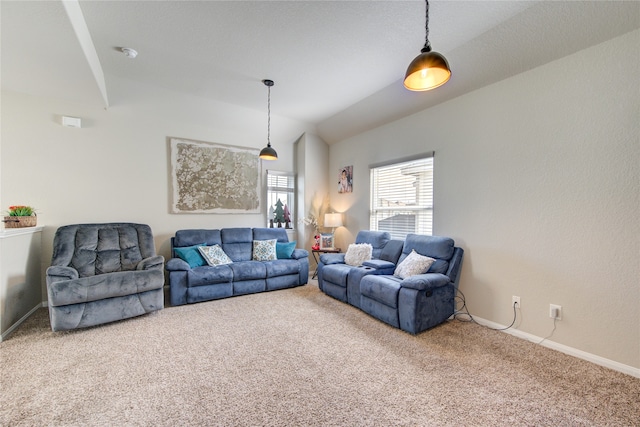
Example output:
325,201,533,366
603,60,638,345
295,133,329,267
329,30,640,369
1,75,315,298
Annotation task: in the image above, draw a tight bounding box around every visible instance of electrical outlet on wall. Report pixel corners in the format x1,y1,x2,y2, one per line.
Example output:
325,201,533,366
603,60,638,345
512,295,521,309
549,304,562,320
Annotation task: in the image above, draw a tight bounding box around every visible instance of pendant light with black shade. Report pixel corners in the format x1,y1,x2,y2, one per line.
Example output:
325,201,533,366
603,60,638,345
259,79,278,160
404,0,451,91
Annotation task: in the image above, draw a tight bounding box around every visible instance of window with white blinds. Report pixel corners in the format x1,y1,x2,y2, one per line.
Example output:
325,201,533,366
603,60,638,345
266,170,295,228
370,155,433,240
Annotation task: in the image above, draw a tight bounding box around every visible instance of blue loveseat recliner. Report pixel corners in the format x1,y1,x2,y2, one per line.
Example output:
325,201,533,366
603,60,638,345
317,231,463,334
167,227,309,306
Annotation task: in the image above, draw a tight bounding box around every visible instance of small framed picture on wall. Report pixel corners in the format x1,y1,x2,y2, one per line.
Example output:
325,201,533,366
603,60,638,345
319,233,335,250
338,165,353,193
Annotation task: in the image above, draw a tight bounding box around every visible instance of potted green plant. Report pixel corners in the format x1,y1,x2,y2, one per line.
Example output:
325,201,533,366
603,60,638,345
3,205,37,228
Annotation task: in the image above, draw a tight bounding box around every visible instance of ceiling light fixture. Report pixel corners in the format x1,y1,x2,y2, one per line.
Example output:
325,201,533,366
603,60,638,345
404,0,451,91
259,79,278,161
121,47,138,59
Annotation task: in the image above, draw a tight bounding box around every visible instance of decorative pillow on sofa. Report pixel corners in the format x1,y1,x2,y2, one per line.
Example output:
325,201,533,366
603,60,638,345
198,245,233,266
344,243,373,266
252,239,277,261
394,250,436,279
276,241,297,259
174,243,206,268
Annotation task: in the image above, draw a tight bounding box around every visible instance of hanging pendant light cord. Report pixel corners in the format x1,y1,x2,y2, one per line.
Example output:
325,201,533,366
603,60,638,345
267,84,271,146
422,0,432,53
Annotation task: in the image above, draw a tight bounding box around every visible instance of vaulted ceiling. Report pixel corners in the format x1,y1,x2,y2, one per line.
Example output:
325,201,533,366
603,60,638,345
2,1,639,143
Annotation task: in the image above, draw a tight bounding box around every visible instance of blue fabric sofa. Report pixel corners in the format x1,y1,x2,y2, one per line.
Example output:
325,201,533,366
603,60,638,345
317,231,404,309
317,232,463,334
167,227,309,306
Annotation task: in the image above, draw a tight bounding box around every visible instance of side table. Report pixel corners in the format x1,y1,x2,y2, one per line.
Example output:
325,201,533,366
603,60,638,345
311,248,341,279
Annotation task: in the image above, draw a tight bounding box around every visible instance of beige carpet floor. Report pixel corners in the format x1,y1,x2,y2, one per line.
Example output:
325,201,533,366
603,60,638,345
1,282,638,426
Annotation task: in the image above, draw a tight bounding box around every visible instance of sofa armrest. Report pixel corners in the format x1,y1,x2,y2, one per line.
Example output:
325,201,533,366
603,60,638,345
291,248,309,259
166,257,191,271
137,255,165,271
319,253,345,265
400,273,450,291
46,266,79,282
362,259,396,270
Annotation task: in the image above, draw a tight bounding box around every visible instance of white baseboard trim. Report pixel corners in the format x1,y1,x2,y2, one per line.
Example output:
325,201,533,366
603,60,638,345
0,302,46,342
472,316,640,379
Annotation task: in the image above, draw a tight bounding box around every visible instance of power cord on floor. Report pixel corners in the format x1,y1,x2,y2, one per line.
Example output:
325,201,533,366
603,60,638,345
538,317,557,344
452,286,519,331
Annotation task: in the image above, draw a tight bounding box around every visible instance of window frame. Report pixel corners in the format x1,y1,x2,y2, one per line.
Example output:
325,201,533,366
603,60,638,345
369,152,434,240
266,170,296,229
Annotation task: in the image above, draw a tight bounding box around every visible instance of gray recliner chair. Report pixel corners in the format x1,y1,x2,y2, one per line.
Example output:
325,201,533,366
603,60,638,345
46,223,165,331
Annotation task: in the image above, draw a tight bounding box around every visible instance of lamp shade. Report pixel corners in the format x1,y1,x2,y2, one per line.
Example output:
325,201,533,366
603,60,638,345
403,49,451,91
259,144,278,160
324,213,343,229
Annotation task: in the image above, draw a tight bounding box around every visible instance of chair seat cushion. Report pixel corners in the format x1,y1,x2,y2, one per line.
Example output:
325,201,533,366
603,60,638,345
322,264,354,287
360,275,402,309
265,259,300,277
48,269,164,307
229,261,267,281
187,264,233,287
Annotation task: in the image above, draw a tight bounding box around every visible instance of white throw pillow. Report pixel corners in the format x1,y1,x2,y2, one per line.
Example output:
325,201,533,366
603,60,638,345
252,239,277,261
344,243,373,266
198,245,233,266
394,250,436,279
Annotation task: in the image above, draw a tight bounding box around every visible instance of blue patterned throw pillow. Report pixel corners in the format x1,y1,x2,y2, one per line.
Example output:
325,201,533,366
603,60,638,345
198,245,233,266
252,239,277,261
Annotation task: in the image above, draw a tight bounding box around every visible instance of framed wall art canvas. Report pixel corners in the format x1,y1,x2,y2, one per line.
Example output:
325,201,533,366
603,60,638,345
169,137,261,213
338,165,353,193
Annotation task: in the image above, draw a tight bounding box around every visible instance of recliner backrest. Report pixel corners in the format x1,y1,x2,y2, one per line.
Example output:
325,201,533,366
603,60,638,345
51,223,157,278
398,234,455,275
253,227,289,243
221,228,253,262
355,230,390,259
379,239,404,264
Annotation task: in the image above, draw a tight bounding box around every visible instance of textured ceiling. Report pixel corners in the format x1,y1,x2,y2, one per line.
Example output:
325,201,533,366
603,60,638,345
2,1,639,144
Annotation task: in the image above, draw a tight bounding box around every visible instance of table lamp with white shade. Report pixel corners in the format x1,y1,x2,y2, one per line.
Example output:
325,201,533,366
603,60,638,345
324,213,343,235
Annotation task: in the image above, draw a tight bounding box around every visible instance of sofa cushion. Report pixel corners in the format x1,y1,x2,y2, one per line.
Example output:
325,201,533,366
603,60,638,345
360,275,402,309
221,228,253,262
229,261,267,281
355,230,390,259
276,241,296,259
322,264,353,287
344,243,373,266
175,229,222,248
48,269,164,306
398,235,454,274
187,265,233,287
198,245,233,266
253,227,289,243
174,244,206,268
265,259,300,277
253,239,277,261
394,250,436,279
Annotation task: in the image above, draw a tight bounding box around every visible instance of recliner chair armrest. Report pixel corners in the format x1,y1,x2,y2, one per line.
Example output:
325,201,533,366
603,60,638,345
166,258,191,271
362,259,396,270
401,273,450,291
137,255,165,271
46,266,79,282
320,253,345,265
291,249,309,259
